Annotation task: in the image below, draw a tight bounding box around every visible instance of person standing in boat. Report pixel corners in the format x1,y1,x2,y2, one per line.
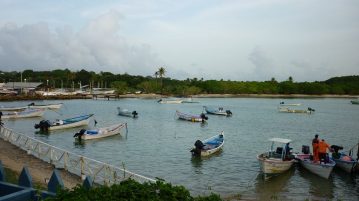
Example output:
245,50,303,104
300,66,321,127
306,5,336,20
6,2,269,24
318,139,331,163
312,134,320,161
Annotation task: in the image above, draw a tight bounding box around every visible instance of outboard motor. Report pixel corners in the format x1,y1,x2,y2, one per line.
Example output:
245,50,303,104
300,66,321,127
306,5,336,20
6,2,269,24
132,111,138,118
0,111,3,127
28,102,35,106
200,113,208,123
308,107,315,113
73,129,86,141
34,120,51,132
157,99,162,103
226,110,232,116
302,145,310,154
191,140,205,156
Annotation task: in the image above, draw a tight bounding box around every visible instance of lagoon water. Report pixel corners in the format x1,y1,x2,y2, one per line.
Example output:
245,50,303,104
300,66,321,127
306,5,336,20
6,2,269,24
2,98,359,200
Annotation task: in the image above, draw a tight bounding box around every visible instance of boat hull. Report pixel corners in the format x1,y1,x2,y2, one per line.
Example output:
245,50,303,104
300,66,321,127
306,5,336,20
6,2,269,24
29,103,63,109
176,111,205,122
351,100,359,104
296,154,335,179
158,100,183,104
48,114,93,131
81,123,126,140
257,154,294,174
1,109,45,119
192,132,224,157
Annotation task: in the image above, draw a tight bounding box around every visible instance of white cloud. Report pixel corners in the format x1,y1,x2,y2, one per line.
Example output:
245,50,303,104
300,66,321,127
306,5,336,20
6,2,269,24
0,10,161,76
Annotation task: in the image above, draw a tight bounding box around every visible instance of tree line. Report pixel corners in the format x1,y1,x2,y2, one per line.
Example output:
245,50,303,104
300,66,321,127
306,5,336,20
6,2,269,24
0,69,358,95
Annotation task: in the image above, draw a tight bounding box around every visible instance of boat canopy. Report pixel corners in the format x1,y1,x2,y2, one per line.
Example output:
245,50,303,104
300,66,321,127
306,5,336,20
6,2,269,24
268,138,292,144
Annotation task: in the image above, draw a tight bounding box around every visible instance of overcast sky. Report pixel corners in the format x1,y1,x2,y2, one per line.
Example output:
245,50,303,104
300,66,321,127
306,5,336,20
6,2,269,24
0,0,358,81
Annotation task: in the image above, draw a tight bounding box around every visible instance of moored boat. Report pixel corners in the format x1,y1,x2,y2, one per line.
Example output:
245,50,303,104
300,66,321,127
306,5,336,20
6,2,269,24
0,108,45,119
0,106,27,111
28,102,63,109
73,123,127,140
331,144,358,173
278,106,315,114
295,153,335,179
34,114,94,131
279,102,301,106
351,100,359,104
117,107,138,118
175,110,208,122
203,106,232,116
257,138,295,174
190,131,224,157
157,99,183,104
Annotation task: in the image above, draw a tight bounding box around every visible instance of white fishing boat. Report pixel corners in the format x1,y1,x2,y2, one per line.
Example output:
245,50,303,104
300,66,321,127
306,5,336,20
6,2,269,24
117,107,138,118
34,114,94,131
191,131,224,157
28,102,63,109
203,106,232,116
175,110,208,122
257,138,295,174
73,123,127,140
278,106,315,114
279,102,301,106
296,153,336,179
157,99,183,104
0,108,45,119
0,106,27,111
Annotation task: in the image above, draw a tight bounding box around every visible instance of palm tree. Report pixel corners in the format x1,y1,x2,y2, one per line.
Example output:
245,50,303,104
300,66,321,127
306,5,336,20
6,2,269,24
154,71,159,90
158,67,166,94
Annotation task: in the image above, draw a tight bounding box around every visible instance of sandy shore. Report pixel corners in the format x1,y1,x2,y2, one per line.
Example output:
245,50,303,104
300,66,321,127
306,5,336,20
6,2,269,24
0,138,82,189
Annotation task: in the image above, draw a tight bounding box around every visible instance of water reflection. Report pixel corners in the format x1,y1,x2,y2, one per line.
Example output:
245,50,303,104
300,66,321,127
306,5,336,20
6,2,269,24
254,169,295,200
297,165,334,200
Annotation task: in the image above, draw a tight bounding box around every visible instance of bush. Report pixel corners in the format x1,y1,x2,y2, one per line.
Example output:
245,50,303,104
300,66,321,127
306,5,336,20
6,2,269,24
45,179,222,201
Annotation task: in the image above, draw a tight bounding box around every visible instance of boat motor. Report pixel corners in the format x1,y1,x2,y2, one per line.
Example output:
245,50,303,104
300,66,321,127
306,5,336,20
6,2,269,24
308,107,315,112
28,102,35,106
200,113,208,122
34,120,51,132
191,140,205,156
73,129,86,141
132,111,138,118
226,110,232,116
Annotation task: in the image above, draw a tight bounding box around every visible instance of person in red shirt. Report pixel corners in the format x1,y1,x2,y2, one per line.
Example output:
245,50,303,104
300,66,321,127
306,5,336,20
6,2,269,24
318,139,331,163
312,134,319,161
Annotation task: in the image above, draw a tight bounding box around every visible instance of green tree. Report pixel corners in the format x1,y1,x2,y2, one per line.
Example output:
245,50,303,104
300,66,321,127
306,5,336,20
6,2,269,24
158,67,166,94
111,81,128,94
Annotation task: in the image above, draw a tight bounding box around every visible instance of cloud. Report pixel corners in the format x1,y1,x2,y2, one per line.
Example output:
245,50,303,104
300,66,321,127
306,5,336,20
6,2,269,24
0,10,161,75
248,47,276,81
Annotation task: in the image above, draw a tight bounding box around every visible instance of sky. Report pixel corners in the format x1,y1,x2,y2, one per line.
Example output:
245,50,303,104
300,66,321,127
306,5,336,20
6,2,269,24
0,0,358,82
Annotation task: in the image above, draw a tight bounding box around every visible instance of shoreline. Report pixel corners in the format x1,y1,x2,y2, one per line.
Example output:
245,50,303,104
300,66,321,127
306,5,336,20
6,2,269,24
0,93,358,102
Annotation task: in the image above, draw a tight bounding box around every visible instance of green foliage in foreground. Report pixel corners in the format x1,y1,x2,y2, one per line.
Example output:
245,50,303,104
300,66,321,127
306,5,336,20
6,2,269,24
45,179,222,201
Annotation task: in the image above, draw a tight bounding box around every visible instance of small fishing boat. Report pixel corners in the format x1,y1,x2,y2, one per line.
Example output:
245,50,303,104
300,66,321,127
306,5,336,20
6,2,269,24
278,106,315,114
0,106,27,111
190,131,224,157
203,106,232,116
28,102,63,109
175,110,208,122
157,99,183,104
117,107,138,118
34,114,94,131
257,138,295,174
331,144,358,173
351,100,359,105
0,108,45,119
295,152,336,179
279,102,301,106
73,123,127,140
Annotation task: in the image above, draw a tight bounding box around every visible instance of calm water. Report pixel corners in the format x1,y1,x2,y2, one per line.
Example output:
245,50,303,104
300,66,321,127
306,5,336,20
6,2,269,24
1,98,359,200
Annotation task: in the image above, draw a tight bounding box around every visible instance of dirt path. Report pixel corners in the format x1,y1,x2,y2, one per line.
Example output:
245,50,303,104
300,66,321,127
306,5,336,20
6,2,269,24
0,138,82,189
